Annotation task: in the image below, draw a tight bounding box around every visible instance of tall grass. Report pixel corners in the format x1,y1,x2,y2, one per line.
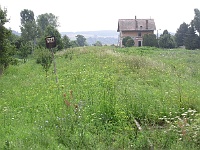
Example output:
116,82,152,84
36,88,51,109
0,46,199,149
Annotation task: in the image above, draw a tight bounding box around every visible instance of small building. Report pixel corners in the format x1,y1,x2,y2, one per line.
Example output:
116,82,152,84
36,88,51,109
117,16,156,47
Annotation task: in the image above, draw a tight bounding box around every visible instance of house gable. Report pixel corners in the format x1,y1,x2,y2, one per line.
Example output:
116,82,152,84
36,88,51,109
117,19,156,32
117,17,156,47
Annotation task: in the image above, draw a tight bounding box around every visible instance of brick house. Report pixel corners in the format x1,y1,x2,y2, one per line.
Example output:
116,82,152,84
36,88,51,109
117,16,156,47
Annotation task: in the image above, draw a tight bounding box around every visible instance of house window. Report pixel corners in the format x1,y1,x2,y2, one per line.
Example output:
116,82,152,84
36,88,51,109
138,32,141,37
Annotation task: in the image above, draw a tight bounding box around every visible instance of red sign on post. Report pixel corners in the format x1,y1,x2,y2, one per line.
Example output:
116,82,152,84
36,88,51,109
45,36,56,49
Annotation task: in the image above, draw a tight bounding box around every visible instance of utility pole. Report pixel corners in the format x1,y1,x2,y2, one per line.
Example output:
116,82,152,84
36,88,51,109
157,29,161,47
157,29,161,39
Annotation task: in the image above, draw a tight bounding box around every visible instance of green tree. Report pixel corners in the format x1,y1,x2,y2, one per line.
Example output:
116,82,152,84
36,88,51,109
70,40,79,48
20,9,35,25
13,36,23,50
175,22,189,47
76,34,87,47
93,41,103,46
143,34,158,47
20,9,37,53
38,25,63,50
126,39,134,47
122,36,134,47
122,36,130,46
35,47,53,78
184,26,199,50
62,35,71,49
8,32,23,51
159,30,176,48
0,6,16,73
18,42,32,63
193,8,200,35
37,13,59,37
20,21,37,42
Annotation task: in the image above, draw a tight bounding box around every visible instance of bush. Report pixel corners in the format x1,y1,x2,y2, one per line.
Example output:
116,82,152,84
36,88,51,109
18,42,32,63
143,34,158,47
93,41,103,46
126,39,135,47
159,30,176,49
34,47,53,77
122,36,134,47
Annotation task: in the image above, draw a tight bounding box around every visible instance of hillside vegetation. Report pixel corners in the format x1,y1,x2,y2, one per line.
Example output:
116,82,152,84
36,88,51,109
0,46,200,149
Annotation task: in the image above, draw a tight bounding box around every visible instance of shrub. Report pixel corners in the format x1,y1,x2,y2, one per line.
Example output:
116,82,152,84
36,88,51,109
143,34,158,47
34,47,53,77
122,36,134,47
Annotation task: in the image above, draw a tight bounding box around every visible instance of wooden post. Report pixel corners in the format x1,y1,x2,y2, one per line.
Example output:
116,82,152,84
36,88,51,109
51,48,58,83
45,36,58,83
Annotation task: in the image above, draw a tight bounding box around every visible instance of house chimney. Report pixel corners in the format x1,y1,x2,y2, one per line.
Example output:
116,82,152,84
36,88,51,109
135,16,138,28
135,21,138,29
146,20,148,29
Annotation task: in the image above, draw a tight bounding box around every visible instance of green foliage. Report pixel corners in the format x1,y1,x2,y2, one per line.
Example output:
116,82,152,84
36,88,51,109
70,40,79,48
175,8,200,50
20,21,37,42
193,8,200,35
8,32,20,47
64,49,74,60
38,25,63,50
62,35,71,49
143,34,158,47
13,36,23,50
18,42,32,63
175,22,189,47
20,9,37,44
34,47,53,77
1,47,200,149
159,108,200,148
159,30,176,48
126,38,134,47
36,13,59,37
122,36,134,47
76,34,87,47
0,6,16,71
93,41,103,46
184,26,200,50
20,9,35,25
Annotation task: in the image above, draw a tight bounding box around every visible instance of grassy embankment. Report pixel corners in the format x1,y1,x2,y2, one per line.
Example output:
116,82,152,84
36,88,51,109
0,46,199,149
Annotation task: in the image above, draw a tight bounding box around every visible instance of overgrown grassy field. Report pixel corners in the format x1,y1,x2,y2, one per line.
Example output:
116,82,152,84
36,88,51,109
0,46,200,149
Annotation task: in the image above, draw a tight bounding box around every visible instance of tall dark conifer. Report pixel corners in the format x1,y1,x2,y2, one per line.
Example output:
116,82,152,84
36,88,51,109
184,25,199,50
175,22,189,47
193,8,200,35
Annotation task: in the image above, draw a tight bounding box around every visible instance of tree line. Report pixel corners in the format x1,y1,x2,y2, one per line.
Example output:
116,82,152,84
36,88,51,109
122,8,200,49
1,7,200,74
0,7,88,74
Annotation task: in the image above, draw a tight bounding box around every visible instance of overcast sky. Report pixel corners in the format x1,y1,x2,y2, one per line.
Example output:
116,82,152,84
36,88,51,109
1,0,200,33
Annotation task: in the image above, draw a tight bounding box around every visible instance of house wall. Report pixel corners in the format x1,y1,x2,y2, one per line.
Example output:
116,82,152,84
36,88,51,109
119,30,154,47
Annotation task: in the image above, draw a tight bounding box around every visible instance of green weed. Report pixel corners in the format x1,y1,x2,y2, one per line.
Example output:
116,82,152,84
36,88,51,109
0,46,199,149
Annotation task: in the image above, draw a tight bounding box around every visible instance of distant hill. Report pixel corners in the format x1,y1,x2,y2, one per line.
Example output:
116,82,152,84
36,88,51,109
86,37,118,45
61,30,119,45
61,30,118,38
12,30,118,45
